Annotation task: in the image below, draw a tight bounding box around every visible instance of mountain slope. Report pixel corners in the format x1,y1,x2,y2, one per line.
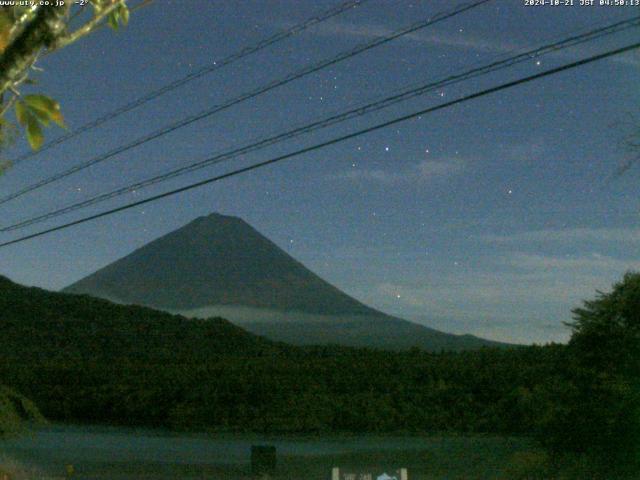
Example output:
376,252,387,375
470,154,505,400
179,305,502,351
0,274,276,426
65,213,378,316
64,213,504,350
0,275,270,363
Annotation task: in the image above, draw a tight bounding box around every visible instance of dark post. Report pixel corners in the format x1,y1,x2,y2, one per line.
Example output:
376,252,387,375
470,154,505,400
251,445,277,476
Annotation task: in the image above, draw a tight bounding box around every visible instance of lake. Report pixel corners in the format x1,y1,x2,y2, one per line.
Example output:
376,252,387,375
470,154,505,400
0,425,534,479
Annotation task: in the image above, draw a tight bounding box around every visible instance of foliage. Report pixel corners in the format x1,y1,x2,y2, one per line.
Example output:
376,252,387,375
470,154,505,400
15,94,64,149
0,386,44,437
568,271,640,378
0,275,564,436
0,0,134,154
538,272,640,478
499,450,550,480
2,273,639,479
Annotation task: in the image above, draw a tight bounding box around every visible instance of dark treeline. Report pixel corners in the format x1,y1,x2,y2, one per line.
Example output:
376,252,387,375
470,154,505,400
0,273,638,477
3,343,568,435
0,275,560,434
0,385,43,436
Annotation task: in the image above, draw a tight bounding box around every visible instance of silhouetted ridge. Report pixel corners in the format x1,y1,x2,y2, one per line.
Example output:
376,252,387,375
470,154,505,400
63,213,506,350
0,275,551,436
64,213,378,315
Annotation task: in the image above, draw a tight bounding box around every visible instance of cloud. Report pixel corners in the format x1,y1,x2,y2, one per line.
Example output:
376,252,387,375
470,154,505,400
507,252,640,273
301,20,639,69
334,158,465,184
612,51,640,68
305,20,521,54
418,158,465,176
354,251,639,344
481,227,640,244
368,276,580,344
502,141,546,163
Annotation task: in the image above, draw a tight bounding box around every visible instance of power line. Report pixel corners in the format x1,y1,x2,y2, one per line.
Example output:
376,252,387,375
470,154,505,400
1,41,637,249
0,0,492,206
12,0,368,164
3,15,638,232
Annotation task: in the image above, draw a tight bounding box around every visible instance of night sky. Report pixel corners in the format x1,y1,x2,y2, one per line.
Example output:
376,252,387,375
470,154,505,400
0,0,638,344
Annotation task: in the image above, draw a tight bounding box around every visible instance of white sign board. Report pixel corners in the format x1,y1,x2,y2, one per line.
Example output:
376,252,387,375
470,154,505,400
331,467,408,480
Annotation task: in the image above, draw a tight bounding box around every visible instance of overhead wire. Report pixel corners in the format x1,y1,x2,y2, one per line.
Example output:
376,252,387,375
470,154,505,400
0,40,637,248
13,0,368,163
3,15,638,232
0,0,493,205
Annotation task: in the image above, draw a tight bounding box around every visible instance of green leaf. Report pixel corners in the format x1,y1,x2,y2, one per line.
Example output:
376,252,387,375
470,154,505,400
15,95,65,149
29,108,51,126
0,116,18,148
14,101,29,127
118,3,129,26
49,109,65,128
24,94,57,114
25,116,43,150
24,94,65,128
108,10,120,30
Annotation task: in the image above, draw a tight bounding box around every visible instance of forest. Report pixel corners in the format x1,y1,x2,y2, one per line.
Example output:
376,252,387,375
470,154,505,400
0,273,638,478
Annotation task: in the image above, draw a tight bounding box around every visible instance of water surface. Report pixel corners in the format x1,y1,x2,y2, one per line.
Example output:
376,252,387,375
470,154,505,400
0,425,529,479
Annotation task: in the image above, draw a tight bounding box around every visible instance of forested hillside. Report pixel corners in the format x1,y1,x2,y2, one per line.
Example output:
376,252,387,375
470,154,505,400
1,274,557,433
0,387,43,437
1,273,638,477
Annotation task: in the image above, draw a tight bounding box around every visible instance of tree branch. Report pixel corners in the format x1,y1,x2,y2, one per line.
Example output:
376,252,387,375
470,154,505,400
0,6,69,97
8,6,40,46
52,0,123,50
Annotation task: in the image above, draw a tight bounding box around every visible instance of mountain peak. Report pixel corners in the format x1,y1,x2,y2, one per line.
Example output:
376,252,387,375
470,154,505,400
64,214,379,316
186,212,248,230
62,214,504,351
196,212,243,223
